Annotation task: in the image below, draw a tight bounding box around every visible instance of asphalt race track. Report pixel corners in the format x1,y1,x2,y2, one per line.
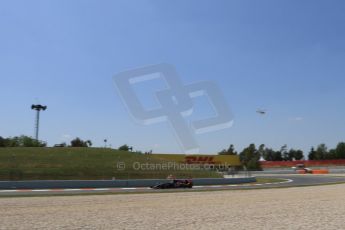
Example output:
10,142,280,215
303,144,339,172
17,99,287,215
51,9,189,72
1,175,345,197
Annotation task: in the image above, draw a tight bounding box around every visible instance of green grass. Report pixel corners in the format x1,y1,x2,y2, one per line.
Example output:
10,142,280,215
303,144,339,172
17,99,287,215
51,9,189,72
255,178,286,184
0,148,221,180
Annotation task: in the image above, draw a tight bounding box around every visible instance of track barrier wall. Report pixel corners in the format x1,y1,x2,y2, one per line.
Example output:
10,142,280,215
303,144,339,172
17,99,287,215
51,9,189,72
261,160,345,168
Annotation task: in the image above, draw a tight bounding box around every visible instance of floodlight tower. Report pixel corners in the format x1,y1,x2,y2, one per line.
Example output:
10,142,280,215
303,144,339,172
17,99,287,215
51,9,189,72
31,104,47,140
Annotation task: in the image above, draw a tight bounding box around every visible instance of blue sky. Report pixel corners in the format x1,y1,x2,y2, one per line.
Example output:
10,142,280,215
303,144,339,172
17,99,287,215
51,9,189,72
1,0,345,154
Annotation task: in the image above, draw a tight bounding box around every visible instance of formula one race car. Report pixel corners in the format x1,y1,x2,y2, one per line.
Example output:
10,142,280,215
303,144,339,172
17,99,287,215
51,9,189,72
292,164,313,174
151,179,194,189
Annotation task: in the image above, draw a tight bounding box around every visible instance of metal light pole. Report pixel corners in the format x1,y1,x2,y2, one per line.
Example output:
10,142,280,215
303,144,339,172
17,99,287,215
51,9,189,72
31,104,47,140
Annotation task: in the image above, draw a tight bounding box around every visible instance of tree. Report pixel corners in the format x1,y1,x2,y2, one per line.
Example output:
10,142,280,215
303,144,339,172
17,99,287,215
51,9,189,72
294,149,304,160
287,149,295,161
0,136,5,147
288,149,304,161
219,144,237,155
7,136,20,147
262,148,275,161
326,149,336,160
227,144,237,155
239,144,261,170
71,138,84,147
119,144,130,151
335,142,345,159
308,147,316,160
70,138,92,147
315,144,328,160
20,135,46,147
0,136,46,147
258,144,265,159
281,145,289,161
273,150,283,161
85,140,92,147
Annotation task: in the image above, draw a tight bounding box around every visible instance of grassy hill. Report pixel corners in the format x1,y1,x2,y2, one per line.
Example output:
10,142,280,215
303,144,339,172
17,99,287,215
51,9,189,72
0,148,220,180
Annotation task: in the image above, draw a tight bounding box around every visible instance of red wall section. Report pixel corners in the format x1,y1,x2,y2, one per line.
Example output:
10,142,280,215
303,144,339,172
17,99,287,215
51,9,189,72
261,160,345,168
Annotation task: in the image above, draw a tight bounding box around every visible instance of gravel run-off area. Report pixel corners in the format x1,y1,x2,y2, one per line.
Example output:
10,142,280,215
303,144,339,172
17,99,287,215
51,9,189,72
1,184,345,230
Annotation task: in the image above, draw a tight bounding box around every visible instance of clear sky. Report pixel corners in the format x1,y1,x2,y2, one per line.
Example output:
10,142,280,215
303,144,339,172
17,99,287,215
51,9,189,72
1,0,345,154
